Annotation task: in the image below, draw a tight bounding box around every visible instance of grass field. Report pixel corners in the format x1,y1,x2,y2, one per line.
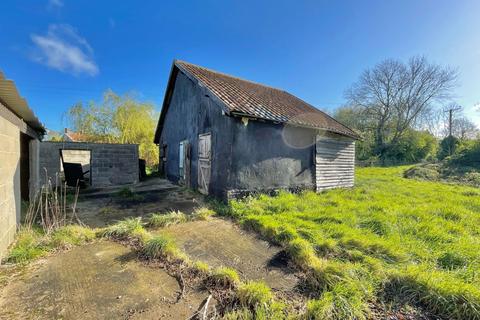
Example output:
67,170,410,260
227,166,480,319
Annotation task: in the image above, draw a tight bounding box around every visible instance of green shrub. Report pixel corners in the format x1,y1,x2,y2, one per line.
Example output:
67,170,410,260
237,281,273,307
438,136,460,160
465,171,480,186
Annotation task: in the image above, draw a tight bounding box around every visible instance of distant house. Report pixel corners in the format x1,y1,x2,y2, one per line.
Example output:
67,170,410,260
0,71,44,259
63,128,87,142
154,60,359,199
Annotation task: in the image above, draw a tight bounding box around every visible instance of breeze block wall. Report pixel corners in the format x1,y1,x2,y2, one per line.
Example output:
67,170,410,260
39,142,139,187
0,111,21,261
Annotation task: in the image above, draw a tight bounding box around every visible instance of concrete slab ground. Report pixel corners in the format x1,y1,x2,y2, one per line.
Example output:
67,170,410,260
0,179,303,319
0,241,207,320
76,177,205,227
159,218,301,293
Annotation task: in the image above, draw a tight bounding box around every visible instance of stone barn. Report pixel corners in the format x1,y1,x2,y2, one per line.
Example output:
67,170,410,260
0,71,44,259
154,60,359,200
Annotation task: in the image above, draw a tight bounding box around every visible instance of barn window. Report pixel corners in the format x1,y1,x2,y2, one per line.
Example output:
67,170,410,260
179,141,185,178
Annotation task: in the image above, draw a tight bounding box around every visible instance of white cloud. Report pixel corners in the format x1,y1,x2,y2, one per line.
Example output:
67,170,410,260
30,24,99,76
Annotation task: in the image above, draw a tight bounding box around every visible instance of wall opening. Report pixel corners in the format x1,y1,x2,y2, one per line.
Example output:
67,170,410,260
19,132,31,201
60,149,92,187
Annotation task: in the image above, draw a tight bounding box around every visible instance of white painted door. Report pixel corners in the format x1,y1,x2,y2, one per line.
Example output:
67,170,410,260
198,133,211,195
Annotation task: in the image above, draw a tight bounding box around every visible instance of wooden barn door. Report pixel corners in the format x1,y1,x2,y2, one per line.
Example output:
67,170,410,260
315,134,355,191
197,133,211,195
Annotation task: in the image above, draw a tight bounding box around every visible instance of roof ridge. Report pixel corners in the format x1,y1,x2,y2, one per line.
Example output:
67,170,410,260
168,60,359,139
174,59,287,93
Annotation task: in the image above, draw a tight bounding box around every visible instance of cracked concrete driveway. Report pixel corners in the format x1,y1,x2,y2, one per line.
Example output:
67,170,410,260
0,241,207,320
159,218,301,293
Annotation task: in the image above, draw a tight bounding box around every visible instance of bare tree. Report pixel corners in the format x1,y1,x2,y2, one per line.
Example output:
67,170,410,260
434,105,479,139
452,117,479,140
346,56,457,158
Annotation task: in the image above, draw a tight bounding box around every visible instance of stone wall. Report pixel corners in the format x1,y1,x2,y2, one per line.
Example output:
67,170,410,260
0,112,21,261
39,142,139,187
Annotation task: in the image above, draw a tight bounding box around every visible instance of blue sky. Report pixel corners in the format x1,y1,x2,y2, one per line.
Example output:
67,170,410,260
1,0,479,131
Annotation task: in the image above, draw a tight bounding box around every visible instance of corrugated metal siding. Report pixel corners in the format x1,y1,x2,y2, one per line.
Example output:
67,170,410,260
315,134,355,191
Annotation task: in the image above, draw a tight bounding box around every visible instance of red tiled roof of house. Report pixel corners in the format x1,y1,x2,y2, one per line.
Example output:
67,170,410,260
64,128,87,142
175,60,359,139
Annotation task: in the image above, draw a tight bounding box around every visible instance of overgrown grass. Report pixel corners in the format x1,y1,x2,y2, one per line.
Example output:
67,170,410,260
228,166,480,319
210,266,240,287
6,225,96,264
147,207,215,228
193,261,210,274
143,234,185,261
100,217,150,244
147,210,188,228
237,281,273,307
225,281,286,320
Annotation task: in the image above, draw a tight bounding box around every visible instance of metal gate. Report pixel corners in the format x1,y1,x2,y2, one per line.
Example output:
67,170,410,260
197,133,211,195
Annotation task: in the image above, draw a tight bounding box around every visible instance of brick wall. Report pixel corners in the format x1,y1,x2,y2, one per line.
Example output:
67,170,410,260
0,114,21,261
39,142,139,187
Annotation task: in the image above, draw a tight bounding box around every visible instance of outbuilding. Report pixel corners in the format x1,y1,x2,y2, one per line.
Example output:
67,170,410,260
154,60,359,200
0,71,44,259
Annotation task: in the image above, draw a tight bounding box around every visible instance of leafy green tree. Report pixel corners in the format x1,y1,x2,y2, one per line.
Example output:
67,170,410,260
334,106,439,163
386,130,438,163
64,90,159,166
438,136,460,160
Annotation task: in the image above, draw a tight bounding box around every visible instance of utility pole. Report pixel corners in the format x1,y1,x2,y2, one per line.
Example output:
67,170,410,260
446,105,462,137
444,104,462,156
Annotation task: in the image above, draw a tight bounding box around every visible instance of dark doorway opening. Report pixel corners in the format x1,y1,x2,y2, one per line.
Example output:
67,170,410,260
60,149,92,187
19,133,31,201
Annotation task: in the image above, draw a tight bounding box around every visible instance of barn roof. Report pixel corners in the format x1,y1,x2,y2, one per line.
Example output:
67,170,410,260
154,60,358,143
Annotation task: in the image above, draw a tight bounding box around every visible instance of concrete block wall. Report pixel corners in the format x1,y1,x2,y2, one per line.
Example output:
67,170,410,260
0,114,21,261
39,142,139,187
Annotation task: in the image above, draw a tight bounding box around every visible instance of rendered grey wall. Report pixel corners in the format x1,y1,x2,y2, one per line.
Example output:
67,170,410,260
159,71,234,198
228,119,316,196
39,142,139,187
